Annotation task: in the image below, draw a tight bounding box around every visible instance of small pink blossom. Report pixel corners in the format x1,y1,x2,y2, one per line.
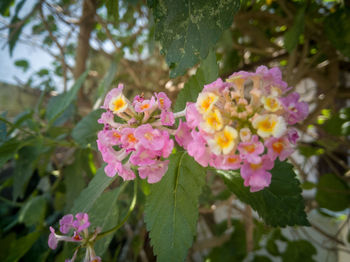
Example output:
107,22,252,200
155,92,171,110
132,95,144,106
175,120,192,148
118,163,136,181
59,214,74,234
187,131,211,167
134,124,165,151
97,111,115,126
185,103,201,128
212,154,241,170
134,96,156,113
73,213,90,233
287,128,299,144
48,227,58,249
203,78,229,93
237,135,264,164
265,136,294,161
130,146,157,166
102,84,124,109
121,128,138,149
241,156,274,192
160,110,175,126
280,92,309,124
158,133,174,158
138,160,169,183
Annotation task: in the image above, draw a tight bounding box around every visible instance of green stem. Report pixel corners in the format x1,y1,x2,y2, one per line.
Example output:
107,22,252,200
0,116,36,136
94,180,138,241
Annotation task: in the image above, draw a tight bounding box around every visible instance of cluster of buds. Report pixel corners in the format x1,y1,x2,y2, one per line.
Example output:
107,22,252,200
48,213,101,262
179,66,308,192
97,84,178,183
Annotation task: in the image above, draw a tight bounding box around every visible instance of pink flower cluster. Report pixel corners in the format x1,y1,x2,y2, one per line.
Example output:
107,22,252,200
179,66,308,192
48,213,101,262
97,85,175,183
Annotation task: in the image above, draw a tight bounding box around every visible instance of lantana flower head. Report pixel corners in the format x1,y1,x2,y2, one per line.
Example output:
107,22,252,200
184,66,309,192
98,85,177,183
48,213,101,262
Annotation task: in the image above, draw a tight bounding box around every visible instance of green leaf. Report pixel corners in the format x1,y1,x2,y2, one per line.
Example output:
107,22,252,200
14,59,30,72
219,161,310,227
315,173,350,212
95,59,119,103
89,187,124,256
13,144,43,200
46,71,88,123
0,0,15,16
145,152,206,262
71,167,116,214
266,237,280,256
4,231,40,262
150,0,240,77
252,256,273,262
207,220,246,262
105,0,119,23
0,112,7,143
324,8,350,58
174,50,218,112
18,196,47,227
72,109,104,148
284,7,305,52
0,139,21,168
282,240,316,262
64,156,86,211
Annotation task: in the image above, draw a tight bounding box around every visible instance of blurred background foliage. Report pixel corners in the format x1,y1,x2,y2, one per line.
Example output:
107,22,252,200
0,0,350,261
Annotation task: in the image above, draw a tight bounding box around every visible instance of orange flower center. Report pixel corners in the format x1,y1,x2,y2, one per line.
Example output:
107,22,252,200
272,141,284,154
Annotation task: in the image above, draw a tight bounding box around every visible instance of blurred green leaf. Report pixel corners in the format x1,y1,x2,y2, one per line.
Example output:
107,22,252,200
149,0,240,77
219,161,310,227
72,109,104,148
71,167,116,214
4,231,40,262
145,152,206,262
14,59,30,72
0,0,15,16
252,256,273,262
174,50,218,111
302,181,316,190
105,0,119,23
266,237,280,256
324,8,350,58
64,155,86,211
0,112,7,143
282,240,316,262
46,71,88,123
89,185,125,256
0,139,21,168
18,196,47,227
207,220,246,262
284,6,305,52
13,144,44,200
316,173,350,211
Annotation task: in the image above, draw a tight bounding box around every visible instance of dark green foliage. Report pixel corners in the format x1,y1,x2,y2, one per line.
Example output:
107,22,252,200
316,173,350,212
149,0,240,77
46,71,88,123
145,152,206,262
71,167,116,214
174,50,218,111
207,220,246,262
219,161,310,227
324,8,350,58
284,6,305,52
282,240,316,262
72,109,104,148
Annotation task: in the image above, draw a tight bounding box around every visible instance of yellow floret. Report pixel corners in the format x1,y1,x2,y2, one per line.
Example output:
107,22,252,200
261,96,282,112
252,114,286,138
196,92,218,114
200,109,224,133
109,95,128,113
208,126,238,155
